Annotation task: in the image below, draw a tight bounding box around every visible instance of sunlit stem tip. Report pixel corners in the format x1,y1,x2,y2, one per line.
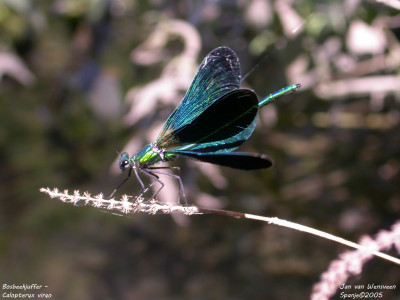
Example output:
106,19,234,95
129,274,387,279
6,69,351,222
39,187,199,215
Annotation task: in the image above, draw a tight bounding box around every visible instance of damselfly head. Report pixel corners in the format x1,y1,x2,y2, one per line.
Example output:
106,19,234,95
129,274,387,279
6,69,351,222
119,152,132,171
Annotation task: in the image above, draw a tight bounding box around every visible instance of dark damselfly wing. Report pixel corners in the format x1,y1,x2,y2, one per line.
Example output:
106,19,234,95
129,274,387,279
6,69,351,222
159,89,258,147
174,152,273,170
156,47,242,148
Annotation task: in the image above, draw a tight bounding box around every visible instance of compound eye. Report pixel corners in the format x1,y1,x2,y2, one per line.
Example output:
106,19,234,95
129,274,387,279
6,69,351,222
119,159,130,170
118,152,131,170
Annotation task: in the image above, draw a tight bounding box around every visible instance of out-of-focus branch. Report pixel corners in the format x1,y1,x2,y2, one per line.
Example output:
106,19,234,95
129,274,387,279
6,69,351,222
0,52,35,85
312,221,400,300
375,0,400,9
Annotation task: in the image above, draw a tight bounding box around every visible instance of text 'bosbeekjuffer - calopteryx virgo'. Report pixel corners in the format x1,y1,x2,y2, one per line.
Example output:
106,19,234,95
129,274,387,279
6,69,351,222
111,46,300,200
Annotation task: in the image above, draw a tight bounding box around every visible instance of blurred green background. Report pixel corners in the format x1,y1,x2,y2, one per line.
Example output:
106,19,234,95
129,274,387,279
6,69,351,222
1,0,399,299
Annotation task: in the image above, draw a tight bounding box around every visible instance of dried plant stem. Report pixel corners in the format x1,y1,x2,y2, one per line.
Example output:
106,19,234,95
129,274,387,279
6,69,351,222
198,207,400,265
40,187,400,266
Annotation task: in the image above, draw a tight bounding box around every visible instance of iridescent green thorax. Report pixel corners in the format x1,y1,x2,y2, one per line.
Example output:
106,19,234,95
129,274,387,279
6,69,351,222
135,143,175,166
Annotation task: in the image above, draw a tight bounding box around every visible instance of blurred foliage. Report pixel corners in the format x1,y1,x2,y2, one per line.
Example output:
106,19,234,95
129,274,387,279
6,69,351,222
0,0,400,299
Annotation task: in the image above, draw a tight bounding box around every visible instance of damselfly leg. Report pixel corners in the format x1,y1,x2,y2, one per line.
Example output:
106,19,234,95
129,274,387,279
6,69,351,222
109,166,186,204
